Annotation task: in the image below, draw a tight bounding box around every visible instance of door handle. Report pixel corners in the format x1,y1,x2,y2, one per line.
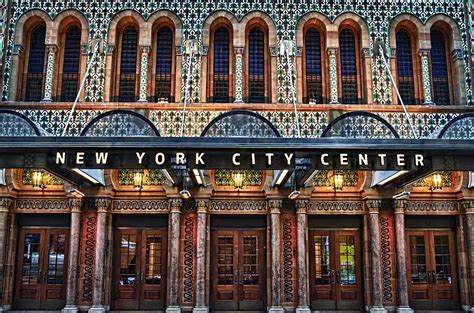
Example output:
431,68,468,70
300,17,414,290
335,270,341,284
233,271,239,285
140,272,145,285
239,272,244,285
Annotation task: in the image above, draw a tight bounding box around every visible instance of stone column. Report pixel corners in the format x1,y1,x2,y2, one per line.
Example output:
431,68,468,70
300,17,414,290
89,198,111,313
42,45,58,102
295,200,311,313
0,198,12,311
393,200,413,313
194,199,209,313
419,50,433,105
62,198,82,313
366,200,387,313
269,199,284,313
9,45,23,101
138,46,151,102
463,201,474,312
234,47,244,103
167,198,183,313
328,48,339,104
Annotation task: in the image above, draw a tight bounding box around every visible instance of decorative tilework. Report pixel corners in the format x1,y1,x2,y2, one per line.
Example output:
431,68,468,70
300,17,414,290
118,169,165,186
42,45,57,102
214,170,263,187
412,171,453,188
22,168,64,186
138,46,150,102
328,48,339,104
420,51,433,105
234,47,244,103
313,170,358,187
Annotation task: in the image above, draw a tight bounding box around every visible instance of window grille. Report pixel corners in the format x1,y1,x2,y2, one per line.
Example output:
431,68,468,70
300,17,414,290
61,26,81,102
396,29,416,105
119,26,138,102
25,25,46,101
431,30,450,105
213,27,230,103
155,26,173,102
339,28,358,104
248,27,265,103
305,28,323,104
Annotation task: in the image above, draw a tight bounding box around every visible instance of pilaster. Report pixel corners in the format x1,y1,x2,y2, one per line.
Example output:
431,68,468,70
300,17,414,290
328,48,339,104
167,198,183,313
234,46,244,103
295,200,311,313
269,199,284,313
0,198,12,311
419,49,433,105
42,45,58,102
463,201,474,312
193,199,209,313
138,46,151,102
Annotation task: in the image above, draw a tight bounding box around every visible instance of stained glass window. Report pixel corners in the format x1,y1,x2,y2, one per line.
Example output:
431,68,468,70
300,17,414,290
25,25,46,101
339,28,358,104
431,30,451,105
61,25,81,102
213,27,230,103
119,26,138,102
305,28,323,104
155,26,173,102
396,29,416,105
248,27,265,103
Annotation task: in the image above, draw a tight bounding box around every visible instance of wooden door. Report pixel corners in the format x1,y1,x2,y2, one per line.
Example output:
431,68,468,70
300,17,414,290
407,230,458,310
211,229,265,311
15,228,69,310
309,230,362,310
114,229,167,310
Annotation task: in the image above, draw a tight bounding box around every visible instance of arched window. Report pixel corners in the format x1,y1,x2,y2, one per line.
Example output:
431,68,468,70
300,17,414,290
212,27,230,103
248,27,265,103
304,28,323,104
339,28,358,104
118,26,138,102
25,25,46,101
431,29,451,105
396,29,416,105
155,26,173,102
60,25,81,101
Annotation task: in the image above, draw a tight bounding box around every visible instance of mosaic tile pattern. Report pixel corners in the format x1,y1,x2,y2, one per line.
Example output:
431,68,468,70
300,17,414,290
118,169,165,186
214,170,263,187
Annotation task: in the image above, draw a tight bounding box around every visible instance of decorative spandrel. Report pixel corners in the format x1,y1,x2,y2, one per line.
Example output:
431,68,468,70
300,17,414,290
214,170,263,187
118,169,165,186
412,171,453,188
438,114,474,140
0,110,43,136
313,170,359,187
22,169,64,186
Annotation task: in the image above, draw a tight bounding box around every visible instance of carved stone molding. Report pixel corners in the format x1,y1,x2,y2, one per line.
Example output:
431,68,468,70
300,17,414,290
106,45,115,55
209,200,267,213
234,46,244,55
169,198,183,213
463,201,474,214
451,49,463,61
306,201,364,213
13,44,24,55
327,47,338,55
15,199,69,212
201,45,209,56
95,198,111,213
405,201,459,214
68,198,82,213
295,199,307,214
366,199,383,214
269,199,283,214
112,200,169,213
393,199,407,214
361,47,371,58
0,198,12,212
196,199,209,213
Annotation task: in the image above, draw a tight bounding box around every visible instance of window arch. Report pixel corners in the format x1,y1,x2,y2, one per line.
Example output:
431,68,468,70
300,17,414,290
396,29,416,105
154,25,174,102
117,26,139,102
211,26,231,103
304,28,323,104
430,29,451,105
24,25,46,101
247,26,266,103
339,28,358,104
60,25,81,101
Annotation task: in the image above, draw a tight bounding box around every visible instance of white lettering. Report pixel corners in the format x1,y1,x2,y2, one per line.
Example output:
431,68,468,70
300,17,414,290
56,152,66,165
136,152,146,165
232,153,241,166
176,152,186,164
397,154,405,166
415,154,424,166
340,153,348,165
155,153,165,165
378,154,387,166
265,153,274,165
358,154,368,166
195,153,205,165
321,154,329,166
284,153,294,165
95,152,108,164
76,152,85,165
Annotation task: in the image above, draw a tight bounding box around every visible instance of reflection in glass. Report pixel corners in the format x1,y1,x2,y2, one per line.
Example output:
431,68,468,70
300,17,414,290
314,235,331,285
339,235,356,285
120,234,137,285
22,233,41,285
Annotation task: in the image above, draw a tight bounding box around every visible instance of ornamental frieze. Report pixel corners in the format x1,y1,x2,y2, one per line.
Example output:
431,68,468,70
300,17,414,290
306,201,364,213
209,200,267,213
112,200,169,213
405,201,459,214
14,199,69,212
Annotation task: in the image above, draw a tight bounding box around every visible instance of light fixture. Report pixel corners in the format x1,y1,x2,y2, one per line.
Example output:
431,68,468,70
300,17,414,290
431,173,443,190
288,190,300,200
180,189,192,199
133,171,144,190
333,172,344,191
232,170,246,190
31,170,44,189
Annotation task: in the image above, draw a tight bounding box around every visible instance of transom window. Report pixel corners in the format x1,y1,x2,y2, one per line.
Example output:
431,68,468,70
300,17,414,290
248,27,265,103
25,25,46,101
60,25,81,102
118,26,138,102
155,26,173,102
339,28,358,104
396,29,416,105
431,30,451,105
305,28,323,104
213,27,230,103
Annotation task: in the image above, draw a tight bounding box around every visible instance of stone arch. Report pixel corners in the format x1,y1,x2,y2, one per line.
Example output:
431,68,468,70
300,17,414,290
295,12,332,47
52,9,89,46
333,12,370,49
107,10,147,46
237,11,277,47
425,14,462,51
389,13,428,50
14,9,52,46
146,10,183,46
202,10,239,47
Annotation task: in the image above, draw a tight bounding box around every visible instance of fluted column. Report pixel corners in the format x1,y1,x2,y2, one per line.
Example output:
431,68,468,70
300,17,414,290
269,199,284,313
0,198,12,311
194,199,209,313
167,198,183,313
234,47,244,103
89,198,111,313
463,201,474,312
295,200,311,313
328,48,339,104
42,45,58,102
419,50,433,105
138,46,151,102
62,198,82,313
366,199,387,313
393,200,413,313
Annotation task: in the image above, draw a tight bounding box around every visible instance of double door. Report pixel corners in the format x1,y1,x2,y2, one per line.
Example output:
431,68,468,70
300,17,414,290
407,230,458,310
113,229,167,310
308,230,362,310
211,229,265,311
15,228,69,310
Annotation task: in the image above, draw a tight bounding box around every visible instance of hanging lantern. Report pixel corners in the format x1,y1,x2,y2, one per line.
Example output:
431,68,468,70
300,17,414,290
133,171,144,190
232,170,246,190
431,173,443,190
333,172,344,191
31,170,44,189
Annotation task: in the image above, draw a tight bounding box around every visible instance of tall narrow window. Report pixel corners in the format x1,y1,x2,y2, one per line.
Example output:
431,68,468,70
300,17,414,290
25,25,46,101
61,25,81,101
305,28,323,103
155,26,173,102
213,27,230,103
248,27,265,103
431,30,450,105
396,29,416,104
339,28,358,104
119,26,138,102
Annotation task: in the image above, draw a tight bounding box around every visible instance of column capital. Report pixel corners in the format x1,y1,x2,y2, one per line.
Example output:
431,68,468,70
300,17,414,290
13,44,24,55
0,197,13,212
463,200,474,214
327,47,338,56
361,48,371,59
169,198,183,213
295,199,308,214
68,198,82,213
451,49,463,61
418,49,431,57
268,199,283,213
94,198,111,213
196,199,209,213
140,45,152,54
234,46,244,55
46,44,59,53
366,199,382,214
106,45,115,55
393,199,407,213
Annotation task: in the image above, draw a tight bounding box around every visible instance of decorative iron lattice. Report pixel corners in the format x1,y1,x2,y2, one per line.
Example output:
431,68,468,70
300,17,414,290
323,113,398,139
438,115,474,139
80,111,159,137
22,168,64,186
118,169,165,186
214,170,263,187
412,171,453,188
313,170,358,187
0,111,42,136
202,112,279,138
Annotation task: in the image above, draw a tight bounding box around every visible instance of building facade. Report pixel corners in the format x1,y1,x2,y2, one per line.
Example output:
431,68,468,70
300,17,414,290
0,0,474,313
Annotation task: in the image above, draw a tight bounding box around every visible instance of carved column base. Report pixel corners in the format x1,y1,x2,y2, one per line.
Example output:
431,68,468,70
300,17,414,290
268,306,285,313
192,306,209,313
296,306,311,313
88,305,107,313
62,305,79,313
369,306,387,313
166,306,182,313
396,307,414,313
